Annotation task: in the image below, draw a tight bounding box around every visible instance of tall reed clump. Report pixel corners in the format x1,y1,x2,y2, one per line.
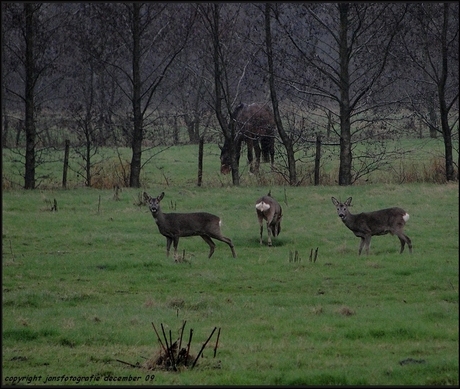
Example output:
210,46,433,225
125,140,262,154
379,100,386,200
391,157,449,184
91,159,131,189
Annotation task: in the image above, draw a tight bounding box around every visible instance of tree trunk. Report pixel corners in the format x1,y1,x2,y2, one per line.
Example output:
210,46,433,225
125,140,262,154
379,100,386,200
427,94,438,139
184,115,201,144
265,3,297,186
439,3,455,181
62,139,69,189
230,131,241,185
211,4,240,186
24,3,36,189
314,134,321,186
197,136,204,186
338,3,352,186
86,138,91,187
1,16,7,147
129,3,143,188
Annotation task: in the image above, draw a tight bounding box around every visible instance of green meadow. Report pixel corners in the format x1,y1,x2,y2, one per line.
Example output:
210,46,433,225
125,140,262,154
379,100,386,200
1,137,453,189
2,140,459,385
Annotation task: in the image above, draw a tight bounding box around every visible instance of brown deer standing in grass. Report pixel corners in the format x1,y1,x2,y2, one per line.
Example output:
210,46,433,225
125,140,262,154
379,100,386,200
144,192,236,259
255,191,282,246
331,197,412,255
220,103,276,175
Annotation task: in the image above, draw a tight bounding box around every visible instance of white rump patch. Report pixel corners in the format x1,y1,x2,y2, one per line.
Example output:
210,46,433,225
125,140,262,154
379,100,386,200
219,219,222,227
403,213,410,222
256,201,271,212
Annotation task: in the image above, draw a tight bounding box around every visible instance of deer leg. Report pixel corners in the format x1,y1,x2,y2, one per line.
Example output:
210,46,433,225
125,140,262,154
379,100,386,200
201,235,216,258
235,137,243,167
258,216,264,244
397,233,412,254
398,236,405,253
364,236,372,255
225,238,236,258
358,237,366,255
270,140,275,167
166,237,173,257
246,140,254,173
253,141,261,173
358,236,372,255
266,221,273,246
222,236,236,258
208,234,236,258
406,235,412,253
173,237,180,259
257,211,264,245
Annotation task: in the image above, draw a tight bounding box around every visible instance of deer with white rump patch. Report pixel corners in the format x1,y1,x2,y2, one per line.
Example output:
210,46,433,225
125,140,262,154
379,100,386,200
331,197,412,255
255,191,282,246
144,192,236,259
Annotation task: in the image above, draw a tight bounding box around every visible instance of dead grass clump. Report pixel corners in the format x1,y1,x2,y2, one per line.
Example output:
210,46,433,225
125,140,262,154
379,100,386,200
2,175,15,190
143,299,157,308
338,306,355,316
422,157,448,183
366,261,382,269
135,191,146,207
173,250,193,264
142,340,195,371
116,321,221,372
312,305,323,315
92,160,130,189
392,157,450,184
167,299,185,309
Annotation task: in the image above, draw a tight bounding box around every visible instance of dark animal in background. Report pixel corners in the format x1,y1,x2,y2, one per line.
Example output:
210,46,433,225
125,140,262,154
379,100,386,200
255,191,282,246
144,192,236,259
220,103,275,175
331,197,412,255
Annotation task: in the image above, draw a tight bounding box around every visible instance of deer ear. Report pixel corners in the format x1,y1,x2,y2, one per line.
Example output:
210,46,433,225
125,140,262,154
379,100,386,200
143,192,150,201
331,197,339,206
345,197,352,206
158,192,165,201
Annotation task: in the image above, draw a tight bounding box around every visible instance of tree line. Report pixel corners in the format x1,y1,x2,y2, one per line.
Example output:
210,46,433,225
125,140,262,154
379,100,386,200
2,2,458,188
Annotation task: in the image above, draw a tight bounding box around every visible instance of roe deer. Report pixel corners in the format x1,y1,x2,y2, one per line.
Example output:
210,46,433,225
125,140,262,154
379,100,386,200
331,197,412,255
144,192,236,259
255,191,282,246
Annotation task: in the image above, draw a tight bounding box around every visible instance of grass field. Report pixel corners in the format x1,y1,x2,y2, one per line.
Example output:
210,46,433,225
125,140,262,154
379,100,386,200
2,181,458,385
2,136,456,190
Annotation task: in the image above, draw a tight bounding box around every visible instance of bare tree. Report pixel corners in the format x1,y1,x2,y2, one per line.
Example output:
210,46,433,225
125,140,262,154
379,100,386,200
264,3,297,186
400,3,459,181
273,3,408,185
94,3,196,188
61,4,120,187
198,3,268,185
166,31,213,145
198,4,239,185
65,4,122,148
23,3,36,189
2,3,68,189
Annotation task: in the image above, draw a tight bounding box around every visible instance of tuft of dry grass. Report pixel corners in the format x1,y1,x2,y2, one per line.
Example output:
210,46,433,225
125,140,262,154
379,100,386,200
390,157,451,184
312,305,324,315
91,160,131,189
338,306,355,316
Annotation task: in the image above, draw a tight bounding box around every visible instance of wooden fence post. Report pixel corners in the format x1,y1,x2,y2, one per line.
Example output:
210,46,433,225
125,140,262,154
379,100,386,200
62,139,70,188
314,134,321,186
197,136,204,187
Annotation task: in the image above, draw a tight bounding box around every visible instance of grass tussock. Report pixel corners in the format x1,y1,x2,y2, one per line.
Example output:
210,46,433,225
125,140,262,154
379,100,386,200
91,159,131,189
391,157,449,184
